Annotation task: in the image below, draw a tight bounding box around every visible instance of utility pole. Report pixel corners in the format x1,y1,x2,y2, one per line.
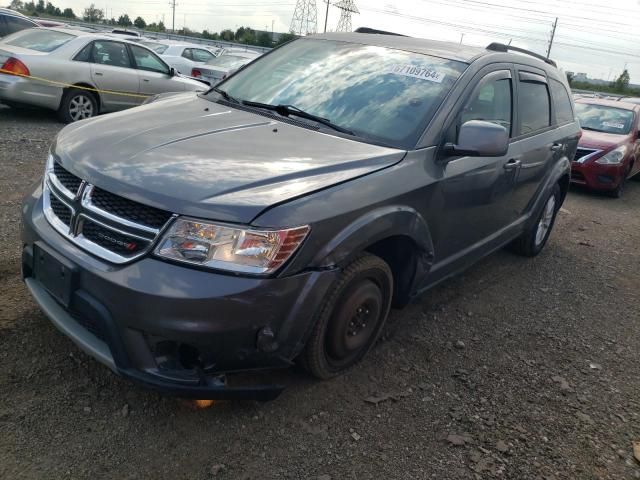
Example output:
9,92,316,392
272,19,275,41
459,33,464,44
170,0,177,33
324,0,330,32
546,17,558,59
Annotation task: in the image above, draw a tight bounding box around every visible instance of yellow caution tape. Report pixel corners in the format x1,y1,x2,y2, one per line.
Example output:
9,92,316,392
0,68,151,99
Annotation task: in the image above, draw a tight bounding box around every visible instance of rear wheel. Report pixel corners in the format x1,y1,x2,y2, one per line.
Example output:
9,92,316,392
58,88,98,123
301,254,393,379
510,183,561,257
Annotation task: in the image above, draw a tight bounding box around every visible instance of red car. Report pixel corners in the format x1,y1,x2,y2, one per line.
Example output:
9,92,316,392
572,98,640,197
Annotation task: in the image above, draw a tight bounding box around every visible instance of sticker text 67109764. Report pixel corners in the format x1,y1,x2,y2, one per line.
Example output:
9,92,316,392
388,64,446,84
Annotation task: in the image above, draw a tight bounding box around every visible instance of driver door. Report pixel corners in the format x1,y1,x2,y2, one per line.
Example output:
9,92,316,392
129,44,180,97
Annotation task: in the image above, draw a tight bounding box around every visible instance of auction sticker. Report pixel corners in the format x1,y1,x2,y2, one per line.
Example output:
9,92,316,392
388,64,446,83
603,121,625,129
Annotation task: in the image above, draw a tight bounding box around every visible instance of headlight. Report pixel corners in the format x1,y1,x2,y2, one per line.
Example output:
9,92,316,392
155,218,310,274
595,145,628,165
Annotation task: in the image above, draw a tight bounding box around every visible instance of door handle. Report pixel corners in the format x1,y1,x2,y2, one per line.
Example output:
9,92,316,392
143,78,150,82
550,143,563,152
503,158,522,170
94,72,103,76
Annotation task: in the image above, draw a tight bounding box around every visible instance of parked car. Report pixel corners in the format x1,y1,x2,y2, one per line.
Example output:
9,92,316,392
0,27,205,122
138,40,219,75
572,98,640,197
34,18,66,28
0,8,38,38
618,96,640,105
21,32,578,400
191,50,261,84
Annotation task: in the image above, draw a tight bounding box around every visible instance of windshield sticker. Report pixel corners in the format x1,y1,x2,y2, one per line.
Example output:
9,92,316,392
388,64,446,83
602,121,625,129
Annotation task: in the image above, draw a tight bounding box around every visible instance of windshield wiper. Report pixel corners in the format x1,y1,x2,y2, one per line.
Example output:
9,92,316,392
242,100,355,135
212,87,240,104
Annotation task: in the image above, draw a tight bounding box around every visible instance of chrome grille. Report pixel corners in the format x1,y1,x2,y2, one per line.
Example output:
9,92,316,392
43,159,175,264
573,147,601,163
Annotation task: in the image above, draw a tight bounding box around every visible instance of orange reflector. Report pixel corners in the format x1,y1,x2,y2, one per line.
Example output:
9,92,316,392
194,399,216,408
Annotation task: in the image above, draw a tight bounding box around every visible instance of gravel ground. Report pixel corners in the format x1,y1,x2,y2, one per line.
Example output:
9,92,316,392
1,105,639,480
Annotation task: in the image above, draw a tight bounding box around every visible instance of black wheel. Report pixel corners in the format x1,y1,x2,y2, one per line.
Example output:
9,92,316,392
608,165,631,198
301,253,393,379
510,183,561,257
58,88,98,123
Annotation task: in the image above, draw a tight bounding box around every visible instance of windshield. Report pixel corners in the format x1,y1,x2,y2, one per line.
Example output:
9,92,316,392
576,103,635,134
212,39,467,147
206,54,251,69
5,29,74,52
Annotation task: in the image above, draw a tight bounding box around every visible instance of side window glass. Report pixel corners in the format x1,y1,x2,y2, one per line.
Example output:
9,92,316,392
518,81,551,134
130,45,170,74
460,77,512,136
181,48,192,60
92,41,131,68
550,79,574,124
73,42,93,62
191,49,214,62
4,16,34,35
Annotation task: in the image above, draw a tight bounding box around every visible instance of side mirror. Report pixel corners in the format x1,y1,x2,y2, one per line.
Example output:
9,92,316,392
443,120,509,158
169,67,176,77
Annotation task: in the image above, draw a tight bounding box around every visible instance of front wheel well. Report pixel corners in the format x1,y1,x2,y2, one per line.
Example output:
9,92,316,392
364,235,419,308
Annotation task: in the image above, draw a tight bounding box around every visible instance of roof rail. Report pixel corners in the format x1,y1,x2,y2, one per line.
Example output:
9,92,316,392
486,42,557,67
354,27,408,37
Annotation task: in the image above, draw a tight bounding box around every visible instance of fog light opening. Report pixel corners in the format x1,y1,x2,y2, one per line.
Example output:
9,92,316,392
178,343,202,370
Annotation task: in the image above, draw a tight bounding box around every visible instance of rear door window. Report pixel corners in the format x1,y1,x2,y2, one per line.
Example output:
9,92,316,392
549,79,574,124
4,15,35,35
518,79,551,135
91,40,131,68
5,29,74,52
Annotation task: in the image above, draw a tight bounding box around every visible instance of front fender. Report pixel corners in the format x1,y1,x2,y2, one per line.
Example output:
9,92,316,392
312,205,435,269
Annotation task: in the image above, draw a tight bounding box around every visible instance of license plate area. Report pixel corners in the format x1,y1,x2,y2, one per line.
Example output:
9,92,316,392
33,243,78,308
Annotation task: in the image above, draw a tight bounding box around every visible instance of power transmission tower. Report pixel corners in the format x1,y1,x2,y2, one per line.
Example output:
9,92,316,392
290,0,318,36
335,0,358,32
546,17,558,59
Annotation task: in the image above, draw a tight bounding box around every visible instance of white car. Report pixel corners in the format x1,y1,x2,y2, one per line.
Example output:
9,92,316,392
139,40,218,75
191,50,261,85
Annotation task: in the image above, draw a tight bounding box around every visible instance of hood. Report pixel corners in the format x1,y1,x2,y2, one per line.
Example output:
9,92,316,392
54,93,405,224
579,129,630,150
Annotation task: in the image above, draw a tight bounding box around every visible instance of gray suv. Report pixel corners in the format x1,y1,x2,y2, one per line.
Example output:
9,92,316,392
21,31,580,400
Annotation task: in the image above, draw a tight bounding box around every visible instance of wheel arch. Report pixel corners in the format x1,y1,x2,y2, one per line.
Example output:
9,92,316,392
63,83,101,111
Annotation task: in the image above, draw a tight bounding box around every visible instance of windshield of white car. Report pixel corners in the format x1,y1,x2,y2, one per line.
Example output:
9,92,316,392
205,54,253,69
4,29,75,52
576,103,635,134
210,38,467,148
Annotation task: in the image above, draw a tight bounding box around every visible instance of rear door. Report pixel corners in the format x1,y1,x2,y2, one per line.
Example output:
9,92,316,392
89,40,141,110
509,69,560,216
129,44,182,96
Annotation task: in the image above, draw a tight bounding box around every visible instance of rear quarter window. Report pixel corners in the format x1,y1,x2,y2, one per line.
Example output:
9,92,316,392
5,29,75,52
550,79,574,124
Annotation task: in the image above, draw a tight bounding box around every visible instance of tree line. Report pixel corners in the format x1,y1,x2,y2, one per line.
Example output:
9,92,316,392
7,0,297,47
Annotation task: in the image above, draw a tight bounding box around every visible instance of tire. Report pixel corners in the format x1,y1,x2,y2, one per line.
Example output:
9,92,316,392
608,165,631,198
301,253,393,380
510,183,561,257
58,88,98,123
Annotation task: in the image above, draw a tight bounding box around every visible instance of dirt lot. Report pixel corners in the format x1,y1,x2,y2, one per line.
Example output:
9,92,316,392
1,105,639,480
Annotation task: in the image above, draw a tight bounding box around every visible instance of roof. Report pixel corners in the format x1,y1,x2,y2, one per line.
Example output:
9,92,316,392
576,97,640,111
0,7,29,17
312,32,486,63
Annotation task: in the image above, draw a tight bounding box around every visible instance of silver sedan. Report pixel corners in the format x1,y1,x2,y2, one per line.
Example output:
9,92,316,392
0,28,206,122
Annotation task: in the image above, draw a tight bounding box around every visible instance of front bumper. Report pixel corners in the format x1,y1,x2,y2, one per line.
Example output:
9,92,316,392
571,160,626,191
21,183,338,400
0,73,63,111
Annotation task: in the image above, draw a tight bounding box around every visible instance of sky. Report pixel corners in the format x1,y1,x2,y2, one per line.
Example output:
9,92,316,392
38,0,640,82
